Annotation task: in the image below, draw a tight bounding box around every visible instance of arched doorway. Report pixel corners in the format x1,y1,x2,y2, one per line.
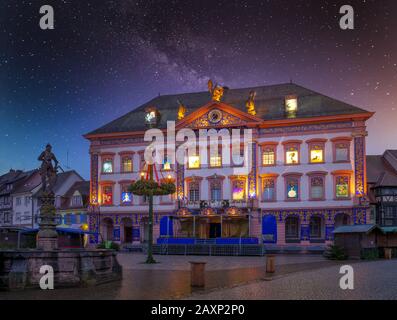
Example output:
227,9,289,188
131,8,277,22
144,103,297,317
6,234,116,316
121,217,133,244
100,218,114,242
334,213,351,228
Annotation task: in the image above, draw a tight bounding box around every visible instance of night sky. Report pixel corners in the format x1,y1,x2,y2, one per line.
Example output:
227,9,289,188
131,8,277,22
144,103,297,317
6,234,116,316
1,0,396,179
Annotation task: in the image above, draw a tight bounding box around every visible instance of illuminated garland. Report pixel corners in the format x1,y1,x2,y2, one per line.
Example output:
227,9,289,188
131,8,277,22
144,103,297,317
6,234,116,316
129,179,176,196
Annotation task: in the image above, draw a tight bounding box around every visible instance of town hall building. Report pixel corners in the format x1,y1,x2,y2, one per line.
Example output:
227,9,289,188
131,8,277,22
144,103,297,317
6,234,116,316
84,82,373,249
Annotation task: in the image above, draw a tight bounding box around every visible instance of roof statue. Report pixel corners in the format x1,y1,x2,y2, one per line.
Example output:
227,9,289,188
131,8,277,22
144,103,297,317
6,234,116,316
177,99,187,120
246,91,257,116
38,144,59,193
208,79,228,102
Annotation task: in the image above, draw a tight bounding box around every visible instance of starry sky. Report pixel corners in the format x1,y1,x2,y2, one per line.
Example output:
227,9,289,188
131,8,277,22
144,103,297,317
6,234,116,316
1,0,396,179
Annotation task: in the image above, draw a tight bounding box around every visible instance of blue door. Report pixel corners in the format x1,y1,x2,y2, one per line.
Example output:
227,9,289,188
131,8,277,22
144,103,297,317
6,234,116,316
262,215,277,243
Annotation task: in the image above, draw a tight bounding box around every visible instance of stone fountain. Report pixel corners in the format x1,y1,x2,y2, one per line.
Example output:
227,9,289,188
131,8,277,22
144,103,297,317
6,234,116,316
0,145,122,290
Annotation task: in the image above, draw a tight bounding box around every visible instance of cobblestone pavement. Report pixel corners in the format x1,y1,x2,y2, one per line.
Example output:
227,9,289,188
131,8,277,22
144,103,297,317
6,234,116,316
188,259,397,300
117,253,327,270
0,253,334,300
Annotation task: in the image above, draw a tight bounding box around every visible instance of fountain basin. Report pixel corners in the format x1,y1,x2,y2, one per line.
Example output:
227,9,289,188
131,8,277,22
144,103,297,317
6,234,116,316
0,249,122,290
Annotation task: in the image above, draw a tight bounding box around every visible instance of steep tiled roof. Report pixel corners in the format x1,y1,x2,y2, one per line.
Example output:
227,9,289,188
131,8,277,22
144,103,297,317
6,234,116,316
60,180,90,210
86,83,370,135
0,170,34,195
367,151,397,187
12,170,41,194
34,170,84,196
64,181,90,199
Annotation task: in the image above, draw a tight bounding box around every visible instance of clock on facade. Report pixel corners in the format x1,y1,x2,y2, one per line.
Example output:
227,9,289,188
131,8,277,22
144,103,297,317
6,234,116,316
208,109,223,124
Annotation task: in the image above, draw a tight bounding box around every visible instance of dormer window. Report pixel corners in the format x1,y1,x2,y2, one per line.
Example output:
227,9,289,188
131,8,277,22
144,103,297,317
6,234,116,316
285,95,298,118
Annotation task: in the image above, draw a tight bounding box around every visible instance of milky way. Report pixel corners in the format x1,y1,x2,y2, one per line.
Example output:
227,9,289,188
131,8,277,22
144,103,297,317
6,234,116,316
1,0,396,178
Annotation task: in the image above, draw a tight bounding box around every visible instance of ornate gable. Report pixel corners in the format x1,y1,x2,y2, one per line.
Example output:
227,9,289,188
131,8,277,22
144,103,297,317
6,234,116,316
176,102,263,130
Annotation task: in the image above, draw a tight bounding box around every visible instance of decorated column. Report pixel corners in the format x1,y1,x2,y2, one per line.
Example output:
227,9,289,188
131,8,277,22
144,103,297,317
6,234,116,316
352,123,369,223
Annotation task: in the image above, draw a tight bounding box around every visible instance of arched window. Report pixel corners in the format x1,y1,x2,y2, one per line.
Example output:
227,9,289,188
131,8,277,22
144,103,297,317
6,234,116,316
334,213,351,228
309,216,324,239
285,216,300,240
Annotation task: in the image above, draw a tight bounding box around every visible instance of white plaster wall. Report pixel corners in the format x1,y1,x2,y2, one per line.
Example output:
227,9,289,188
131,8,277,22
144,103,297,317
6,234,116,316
94,130,357,213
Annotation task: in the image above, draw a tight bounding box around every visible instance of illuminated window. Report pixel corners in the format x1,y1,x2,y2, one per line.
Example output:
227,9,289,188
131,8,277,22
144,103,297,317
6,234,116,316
335,143,349,162
188,155,200,169
262,147,275,166
122,157,133,173
163,156,171,171
102,186,113,205
102,159,113,173
121,185,132,204
232,180,245,200
262,178,275,201
310,145,324,163
210,155,222,167
189,182,200,201
286,178,299,200
336,176,349,198
310,177,324,200
286,147,299,164
285,96,298,118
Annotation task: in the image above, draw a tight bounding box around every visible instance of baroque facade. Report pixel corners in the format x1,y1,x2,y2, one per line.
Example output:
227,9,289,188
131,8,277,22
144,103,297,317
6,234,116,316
84,83,373,248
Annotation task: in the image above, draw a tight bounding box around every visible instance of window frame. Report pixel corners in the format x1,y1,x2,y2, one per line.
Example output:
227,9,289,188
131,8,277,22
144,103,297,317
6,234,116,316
208,144,223,168
230,177,247,201
186,177,202,202
307,139,327,164
120,180,134,206
331,137,352,163
119,152,134,173
207,175,225,202
260,142,278,167
101,153,115,174
187,153,201,169
285,215,300,240
100,181,115,206
260,173,278,202
331,170,352,200
282,140,302,165
309,215,324,239
307,171,327,201
283,172,302,201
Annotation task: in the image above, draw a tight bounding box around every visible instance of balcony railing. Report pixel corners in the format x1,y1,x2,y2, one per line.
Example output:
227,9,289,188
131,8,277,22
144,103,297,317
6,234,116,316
182,199,255,209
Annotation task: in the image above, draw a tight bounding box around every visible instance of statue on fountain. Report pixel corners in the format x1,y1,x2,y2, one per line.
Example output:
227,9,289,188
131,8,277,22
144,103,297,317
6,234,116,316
38,143,59,194
37,144,59,250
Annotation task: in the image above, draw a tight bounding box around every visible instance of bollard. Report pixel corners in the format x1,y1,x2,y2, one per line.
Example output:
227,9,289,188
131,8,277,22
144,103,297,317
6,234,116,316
190,261,206,287
266,254,275,273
